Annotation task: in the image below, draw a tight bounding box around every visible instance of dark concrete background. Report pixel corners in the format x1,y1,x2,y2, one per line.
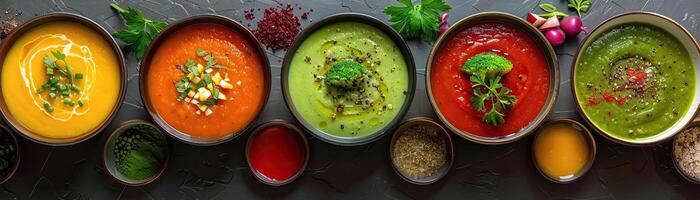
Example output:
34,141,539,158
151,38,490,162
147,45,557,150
0,0,699,199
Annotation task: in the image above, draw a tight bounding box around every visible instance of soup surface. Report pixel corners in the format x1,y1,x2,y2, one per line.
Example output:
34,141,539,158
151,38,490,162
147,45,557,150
2,21,121,140
430,22,550,138
147,23,266,140
287,22,409,138
574,24,695,140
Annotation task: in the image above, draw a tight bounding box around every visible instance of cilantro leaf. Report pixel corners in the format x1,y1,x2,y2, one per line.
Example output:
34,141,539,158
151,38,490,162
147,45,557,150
110,3,167,60
384,0,451,43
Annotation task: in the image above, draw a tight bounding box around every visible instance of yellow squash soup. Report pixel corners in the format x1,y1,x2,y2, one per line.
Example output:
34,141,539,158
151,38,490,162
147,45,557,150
1,21,120,140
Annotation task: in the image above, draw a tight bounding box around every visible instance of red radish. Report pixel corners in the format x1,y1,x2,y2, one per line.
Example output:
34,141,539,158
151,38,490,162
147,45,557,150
539,16,560,30
560,16,588,36
438,23,449,36
438,13,450,36
526,12,546,28
440,13,449,24
544,28,566,46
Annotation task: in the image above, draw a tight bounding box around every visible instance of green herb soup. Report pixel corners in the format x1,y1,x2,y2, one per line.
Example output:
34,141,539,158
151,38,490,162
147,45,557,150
288,22,409,138
574,23,695,140
114,124,167,181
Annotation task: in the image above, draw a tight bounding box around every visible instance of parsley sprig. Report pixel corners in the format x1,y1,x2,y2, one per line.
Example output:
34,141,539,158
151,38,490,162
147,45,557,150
110,4,167,60
383,0,451,43
567,0,591,17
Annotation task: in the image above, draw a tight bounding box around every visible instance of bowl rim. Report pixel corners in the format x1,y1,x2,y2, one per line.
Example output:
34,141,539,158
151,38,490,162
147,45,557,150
671,118,700,184
244,119,310,186
425,11,560,145
138,14,271,146
101,119,170,187
0,12,127,146
570,11,700,146
0,124,20,185
531,118,597,184
280,12,416,146
389,117,454,185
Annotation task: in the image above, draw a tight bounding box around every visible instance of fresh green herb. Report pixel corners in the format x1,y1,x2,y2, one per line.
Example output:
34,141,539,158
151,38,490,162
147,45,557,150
110,3,167,60
174,49,231,114
567,0,590,16
461,52,517,126
75,73,83,80
196,49,208,57
538,3,569,18
383,0,451,43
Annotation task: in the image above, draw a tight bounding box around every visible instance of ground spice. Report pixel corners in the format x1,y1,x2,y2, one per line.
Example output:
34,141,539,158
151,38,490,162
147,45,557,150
0,9,21,40
392,125,447,178
0,129,16,178
674,127,700,180
251,4,301,51
114,124,167,181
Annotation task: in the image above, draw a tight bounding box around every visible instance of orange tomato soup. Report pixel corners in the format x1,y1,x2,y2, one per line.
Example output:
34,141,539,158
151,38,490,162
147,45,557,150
147,23,266,139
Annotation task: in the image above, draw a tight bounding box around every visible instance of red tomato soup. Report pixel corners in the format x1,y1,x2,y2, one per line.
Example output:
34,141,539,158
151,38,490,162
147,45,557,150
430,22,550,138
248,125,306,181
147,23,266,140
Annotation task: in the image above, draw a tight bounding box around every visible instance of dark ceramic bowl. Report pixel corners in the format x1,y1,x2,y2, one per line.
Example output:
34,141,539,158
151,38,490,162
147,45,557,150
672,118,700,184
102,120,170,186
0,124,20,185
245,120,309,186
0,13,126,146
281,13,416,146
531,118,596,184
426,12,559,145
389,117,454,185
571,12,700,146
139,15,271,146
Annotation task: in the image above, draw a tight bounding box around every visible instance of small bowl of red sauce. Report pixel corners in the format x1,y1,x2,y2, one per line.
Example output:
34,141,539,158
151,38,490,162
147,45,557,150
245,120,309,186
426,12,559,145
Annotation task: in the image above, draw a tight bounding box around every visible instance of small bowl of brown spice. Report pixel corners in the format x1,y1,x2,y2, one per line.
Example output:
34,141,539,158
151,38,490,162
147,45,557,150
673,119,700,184
390,117,454,185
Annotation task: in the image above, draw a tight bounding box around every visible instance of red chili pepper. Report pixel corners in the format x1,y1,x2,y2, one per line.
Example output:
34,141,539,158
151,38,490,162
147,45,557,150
602,92,615,102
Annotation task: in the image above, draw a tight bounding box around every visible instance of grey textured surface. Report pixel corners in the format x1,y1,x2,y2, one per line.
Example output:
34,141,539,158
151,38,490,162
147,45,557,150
0,0,699,199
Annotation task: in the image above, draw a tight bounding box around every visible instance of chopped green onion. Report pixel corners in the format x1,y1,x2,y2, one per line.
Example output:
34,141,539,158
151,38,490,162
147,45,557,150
77,100,83,107
43,103,54,112
48,92,56,99
63,98,74,106
75,73,83,80
35,88,44,93
61,91,70,96
70,85,80,93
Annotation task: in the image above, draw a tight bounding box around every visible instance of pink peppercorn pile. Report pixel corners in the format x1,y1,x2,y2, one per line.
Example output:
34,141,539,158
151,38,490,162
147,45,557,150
252,4,301,51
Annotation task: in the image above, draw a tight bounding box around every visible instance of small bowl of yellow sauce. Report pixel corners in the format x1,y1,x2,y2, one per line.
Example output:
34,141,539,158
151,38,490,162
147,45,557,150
532,118,596,183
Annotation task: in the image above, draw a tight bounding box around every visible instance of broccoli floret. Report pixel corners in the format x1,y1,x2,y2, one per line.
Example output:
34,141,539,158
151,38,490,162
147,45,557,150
324,60,366,88
460,52,513,80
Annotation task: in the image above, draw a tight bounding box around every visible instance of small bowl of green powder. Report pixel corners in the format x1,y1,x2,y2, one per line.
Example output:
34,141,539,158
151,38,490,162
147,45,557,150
0,124,19,185
103,120,169,186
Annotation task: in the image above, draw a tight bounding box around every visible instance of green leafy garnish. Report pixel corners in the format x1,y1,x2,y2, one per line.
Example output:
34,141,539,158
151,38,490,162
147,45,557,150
110,3,167,60
538,3,569,18
383,0,451,43
461,52,517,126
174,49,232,115
567,0,591,16
39,51,84,111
